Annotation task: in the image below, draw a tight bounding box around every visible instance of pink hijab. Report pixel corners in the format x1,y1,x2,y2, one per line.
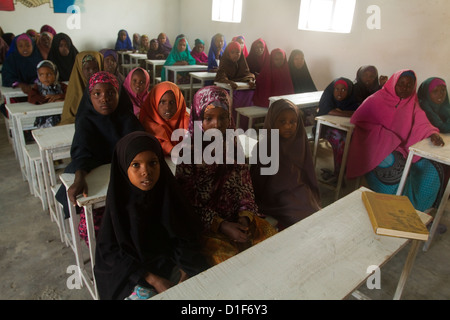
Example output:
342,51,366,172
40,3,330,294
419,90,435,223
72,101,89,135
123,67,150,117
346,69,439,179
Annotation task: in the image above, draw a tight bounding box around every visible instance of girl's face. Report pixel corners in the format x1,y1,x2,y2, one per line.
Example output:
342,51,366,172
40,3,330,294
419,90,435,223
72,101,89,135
177,40,186,52
150,41,159,51
158,34,167,44
120,31,127,41
254,41,265,57
128,150,160,191
293,53,305,69
142,37,150,48
229,47,241,63
58,39,70,57
158,90,177,120
272,51,285,68
395,76,415,99
430,84,447,105
40,33,52,48
131,69,147,94
17,39,33,57
90,83,119,116
82,60,100,81
214,36,224,50
334,83,348,101
195,43,204,53
38,66,56,87
202,107,229,135
104,55,118,74
236,38,245,51
361,70,377,87
274,109,298,140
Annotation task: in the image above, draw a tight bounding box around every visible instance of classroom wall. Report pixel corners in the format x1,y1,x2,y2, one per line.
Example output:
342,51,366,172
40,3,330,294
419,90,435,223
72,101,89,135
178,0,450,90
0,0,180,52
1,0,449,90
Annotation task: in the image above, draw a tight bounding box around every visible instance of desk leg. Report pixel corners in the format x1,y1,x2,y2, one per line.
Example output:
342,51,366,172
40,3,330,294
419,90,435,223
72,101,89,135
334,129,353,201
67,197,85,289
84,205,99,300
396,151,415,196
313,121,322,167
41,149,53,216
190,76,194,108
153,65,156,86
393,240,420,300
423,179,450,251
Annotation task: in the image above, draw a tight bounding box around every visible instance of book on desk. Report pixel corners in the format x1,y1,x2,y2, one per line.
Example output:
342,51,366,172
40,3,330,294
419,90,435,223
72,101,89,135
362,191,429,241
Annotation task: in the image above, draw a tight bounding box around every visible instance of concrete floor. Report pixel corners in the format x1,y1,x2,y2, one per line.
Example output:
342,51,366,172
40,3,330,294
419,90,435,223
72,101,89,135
0,116,449,300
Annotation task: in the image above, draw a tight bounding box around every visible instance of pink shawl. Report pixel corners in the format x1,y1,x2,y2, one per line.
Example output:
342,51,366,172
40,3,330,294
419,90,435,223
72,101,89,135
123,67,150,117
346,69,439,179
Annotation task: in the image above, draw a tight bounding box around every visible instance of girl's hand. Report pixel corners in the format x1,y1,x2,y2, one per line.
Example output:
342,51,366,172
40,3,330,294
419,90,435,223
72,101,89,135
430,133,445,146
229,81,238,90
145,272,174,293
67,170,88,205
219,220,249,243
46,94,64,102
178,269,188,283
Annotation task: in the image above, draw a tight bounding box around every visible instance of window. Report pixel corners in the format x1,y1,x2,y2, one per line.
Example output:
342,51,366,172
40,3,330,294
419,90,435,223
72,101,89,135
212,0,243,23
298,0,356,33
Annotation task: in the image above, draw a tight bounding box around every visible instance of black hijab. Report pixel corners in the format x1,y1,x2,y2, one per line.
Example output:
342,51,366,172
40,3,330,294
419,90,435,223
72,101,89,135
353,65,382,105
288,50,317,93
94,131,208,300
48,33,79,81
317,77,358,116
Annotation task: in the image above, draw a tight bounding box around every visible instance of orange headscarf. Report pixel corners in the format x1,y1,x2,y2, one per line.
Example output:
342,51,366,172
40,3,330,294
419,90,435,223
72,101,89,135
139,81,189,156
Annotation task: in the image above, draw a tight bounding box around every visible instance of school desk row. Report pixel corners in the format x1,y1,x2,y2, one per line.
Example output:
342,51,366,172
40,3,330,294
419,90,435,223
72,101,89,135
2,84,449,300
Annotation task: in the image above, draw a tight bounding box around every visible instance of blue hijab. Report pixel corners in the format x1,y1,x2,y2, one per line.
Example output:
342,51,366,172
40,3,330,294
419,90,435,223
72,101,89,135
207,33,227,71
115,29,133,51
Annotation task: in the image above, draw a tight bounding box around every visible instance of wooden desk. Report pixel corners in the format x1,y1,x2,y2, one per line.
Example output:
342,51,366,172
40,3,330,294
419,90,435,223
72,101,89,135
60,163,111,300
189,72,216,106
6,101,64,180
396,133,450,251
313,114,355,201
150,187,430,300
32,124,74,234
145,59,166,86
164,65,208,86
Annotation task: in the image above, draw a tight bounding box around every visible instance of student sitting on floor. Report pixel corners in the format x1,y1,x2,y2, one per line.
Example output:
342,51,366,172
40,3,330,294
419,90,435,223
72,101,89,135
94,131,208,300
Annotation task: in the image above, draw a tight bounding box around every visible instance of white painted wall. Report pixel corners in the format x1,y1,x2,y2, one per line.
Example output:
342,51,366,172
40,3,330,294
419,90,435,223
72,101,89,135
1,0,449,89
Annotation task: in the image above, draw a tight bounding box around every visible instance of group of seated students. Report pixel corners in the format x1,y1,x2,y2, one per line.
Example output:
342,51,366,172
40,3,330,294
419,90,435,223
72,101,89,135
1,25,449,300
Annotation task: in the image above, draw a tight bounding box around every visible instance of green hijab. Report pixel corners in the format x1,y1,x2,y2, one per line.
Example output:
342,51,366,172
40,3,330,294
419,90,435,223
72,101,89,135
418,77,450,133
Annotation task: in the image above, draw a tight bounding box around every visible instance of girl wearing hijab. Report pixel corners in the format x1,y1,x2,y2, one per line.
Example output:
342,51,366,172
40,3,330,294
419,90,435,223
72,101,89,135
0,35,9,64
120,67,150,118
36,31,53,60
190,38,208,65
232,35,249,58
102,49,125,87
161,36,196,83
40,24,56,37
346,70,446,211
94,131,208,300
418,77,450,133
175,86,277,266
157,32,172,58
115,29,133,51
316,77,358,183
139,81,190,156
288,49,317,94
147,38,164,60
214,41,256,129
246,38,270,77
1,33,43,93
353,65,383,105
250,99,321,230
59,51,104,125
132,33,141,51
55,71,144,243
138,35,151,54
48,33,78,82
253,48,294,108
207,33,226,72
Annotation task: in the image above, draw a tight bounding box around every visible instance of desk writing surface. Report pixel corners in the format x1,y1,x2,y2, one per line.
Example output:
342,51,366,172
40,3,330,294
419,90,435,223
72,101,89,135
269,91,323,107
151,187,430,300
32,124,75,150
6,100,64,116
315,114,355,130
214,81,251,90
408,133,450,166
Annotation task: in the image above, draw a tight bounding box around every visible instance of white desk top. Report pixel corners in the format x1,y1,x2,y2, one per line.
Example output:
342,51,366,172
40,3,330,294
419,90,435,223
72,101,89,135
407,133,450,166
31,124,75,151
165,65,208,72
5,101,64,117
269,91,323,107
214,81,251,90
315,114,355,130
129,53,148,59
151,186,431,300
190,72,217,79
0,86,28,98
146,59,166,65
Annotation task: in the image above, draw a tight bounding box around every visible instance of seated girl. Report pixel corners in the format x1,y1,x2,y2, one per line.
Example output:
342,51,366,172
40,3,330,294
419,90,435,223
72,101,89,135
59,51,103,125
353,65,384,105
161,36,196,83
27,60,67,127
346,69,445,212
190,38,208,65
147,38,165,60
139,81,189,156
253,48,294,108
35,31,53,60
232,35,249,58
157,32,172,58
2,33,43,94
246,38,270,77
175,86,277,266
251,99,321,230
132,33,140,51
114,29,133,51
214,41,255,129
207,33,226,72
138,35,151,54
55,71,144,244
288,49,317,94
120,67,150,119
316,77,358,183
47,32,79,82
102,49,125,87
418,77,450,133
94,131,208,300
